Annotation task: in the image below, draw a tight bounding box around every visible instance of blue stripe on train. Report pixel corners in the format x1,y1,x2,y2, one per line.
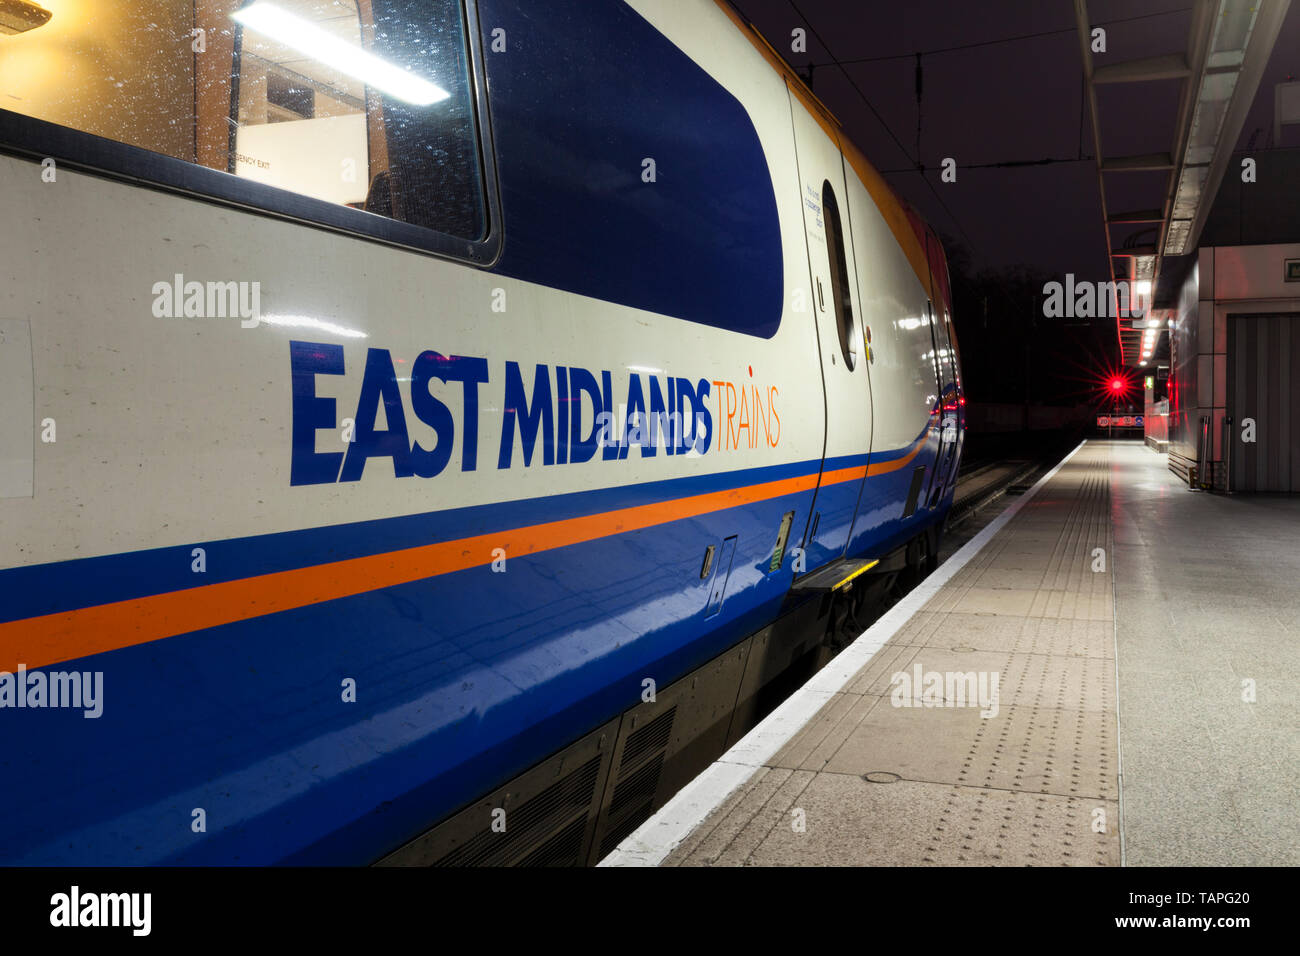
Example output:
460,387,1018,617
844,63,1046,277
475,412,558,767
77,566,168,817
0,456,945,865
2,486,811,863
0,455,871,624
1,447,924,625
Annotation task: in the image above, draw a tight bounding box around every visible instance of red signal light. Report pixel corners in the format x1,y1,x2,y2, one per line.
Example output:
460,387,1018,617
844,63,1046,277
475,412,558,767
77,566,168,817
1110,378,1124,392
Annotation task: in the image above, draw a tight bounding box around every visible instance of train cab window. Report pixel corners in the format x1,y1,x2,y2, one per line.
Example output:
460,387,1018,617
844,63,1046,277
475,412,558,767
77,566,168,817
0,0,492,252
821,180,858,370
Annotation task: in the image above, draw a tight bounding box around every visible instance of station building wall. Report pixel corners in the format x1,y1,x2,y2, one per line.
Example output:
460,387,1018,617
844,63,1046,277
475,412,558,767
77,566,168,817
1169,242,1300,491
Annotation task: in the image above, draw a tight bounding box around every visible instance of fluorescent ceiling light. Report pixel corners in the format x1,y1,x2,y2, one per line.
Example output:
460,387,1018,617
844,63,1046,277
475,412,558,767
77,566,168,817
1135,280,1152,297
232,2,449,106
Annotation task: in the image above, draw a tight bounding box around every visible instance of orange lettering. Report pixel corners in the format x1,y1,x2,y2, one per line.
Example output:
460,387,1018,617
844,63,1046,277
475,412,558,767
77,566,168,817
769,386,780,446
737,382,750,450
725,382,737,449
712,380,726,449
756,384,771,447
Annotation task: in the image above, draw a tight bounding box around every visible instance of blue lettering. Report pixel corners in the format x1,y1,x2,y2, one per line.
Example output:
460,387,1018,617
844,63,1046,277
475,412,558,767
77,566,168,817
498,361,554,469
648,376,672,458
289,340,345,486
432,353,488,472
619,375,647,460
600,369,618,461
555,366,569,465
409,351,456,479
568,366,601,464
694,378,712,453
340,348,414,481
673,377,713,455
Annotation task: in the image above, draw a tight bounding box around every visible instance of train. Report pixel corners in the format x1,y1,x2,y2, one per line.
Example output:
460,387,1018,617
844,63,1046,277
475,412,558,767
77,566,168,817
0,0,962,865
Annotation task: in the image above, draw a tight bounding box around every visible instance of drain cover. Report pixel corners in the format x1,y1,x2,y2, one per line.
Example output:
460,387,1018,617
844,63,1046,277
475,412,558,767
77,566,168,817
862,771,901,784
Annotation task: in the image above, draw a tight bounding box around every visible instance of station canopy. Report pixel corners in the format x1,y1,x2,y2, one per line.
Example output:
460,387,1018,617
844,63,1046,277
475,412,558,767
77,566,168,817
1072,0,1292,367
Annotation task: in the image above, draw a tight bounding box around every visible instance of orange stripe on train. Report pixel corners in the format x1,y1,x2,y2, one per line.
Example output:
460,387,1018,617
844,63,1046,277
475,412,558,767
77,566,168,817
0,428,932,673
0,472,814,672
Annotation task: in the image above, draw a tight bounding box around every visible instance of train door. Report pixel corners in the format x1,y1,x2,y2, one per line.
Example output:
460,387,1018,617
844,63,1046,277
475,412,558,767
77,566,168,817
927,301,960,505
785,86,872,572
940,306,964,496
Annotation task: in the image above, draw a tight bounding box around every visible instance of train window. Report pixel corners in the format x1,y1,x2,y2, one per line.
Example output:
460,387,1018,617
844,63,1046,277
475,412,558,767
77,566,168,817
0,0,492,254
821,180,858,370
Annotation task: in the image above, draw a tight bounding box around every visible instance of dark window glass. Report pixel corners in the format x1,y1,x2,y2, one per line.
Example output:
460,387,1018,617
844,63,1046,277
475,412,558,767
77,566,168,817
822,180,857,370
1,0,488,245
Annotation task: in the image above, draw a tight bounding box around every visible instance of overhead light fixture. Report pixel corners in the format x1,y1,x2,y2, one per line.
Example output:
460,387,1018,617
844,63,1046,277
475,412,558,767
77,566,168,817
1135,280,1152,297
231,2,449,106
0,0,52,34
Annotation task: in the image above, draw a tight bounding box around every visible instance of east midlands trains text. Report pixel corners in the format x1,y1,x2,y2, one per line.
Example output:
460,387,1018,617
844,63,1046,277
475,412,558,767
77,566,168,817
289,340,784,485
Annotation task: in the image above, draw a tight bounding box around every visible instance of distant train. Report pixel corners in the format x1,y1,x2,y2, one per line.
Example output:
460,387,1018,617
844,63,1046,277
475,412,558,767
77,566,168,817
0,0,962,864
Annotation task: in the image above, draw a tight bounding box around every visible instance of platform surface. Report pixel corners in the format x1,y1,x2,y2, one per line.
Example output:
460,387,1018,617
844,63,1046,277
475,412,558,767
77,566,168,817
1112,441,1300,865
613,440,1298,866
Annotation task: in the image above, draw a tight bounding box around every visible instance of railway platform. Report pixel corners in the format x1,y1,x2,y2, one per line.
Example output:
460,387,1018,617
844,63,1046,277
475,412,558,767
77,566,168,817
602,440,1300,867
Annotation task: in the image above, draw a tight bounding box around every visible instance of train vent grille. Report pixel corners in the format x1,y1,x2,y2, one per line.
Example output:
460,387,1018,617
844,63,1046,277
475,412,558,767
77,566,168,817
622,707,676,767
594,705,677,859
610,750,665,819
518,816,588,867
599,804,654,859
433,754,602,867
600,752,665,858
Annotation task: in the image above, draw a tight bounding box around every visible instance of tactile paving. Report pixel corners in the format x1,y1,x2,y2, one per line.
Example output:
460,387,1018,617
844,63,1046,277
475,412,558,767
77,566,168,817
666,443,1122,866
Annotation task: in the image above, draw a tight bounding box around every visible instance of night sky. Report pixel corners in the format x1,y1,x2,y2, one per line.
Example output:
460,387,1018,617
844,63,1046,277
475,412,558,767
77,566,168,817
726,0,1300,407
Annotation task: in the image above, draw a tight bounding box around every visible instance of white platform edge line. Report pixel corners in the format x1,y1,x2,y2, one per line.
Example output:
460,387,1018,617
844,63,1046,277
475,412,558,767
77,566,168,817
598,438,1090,867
